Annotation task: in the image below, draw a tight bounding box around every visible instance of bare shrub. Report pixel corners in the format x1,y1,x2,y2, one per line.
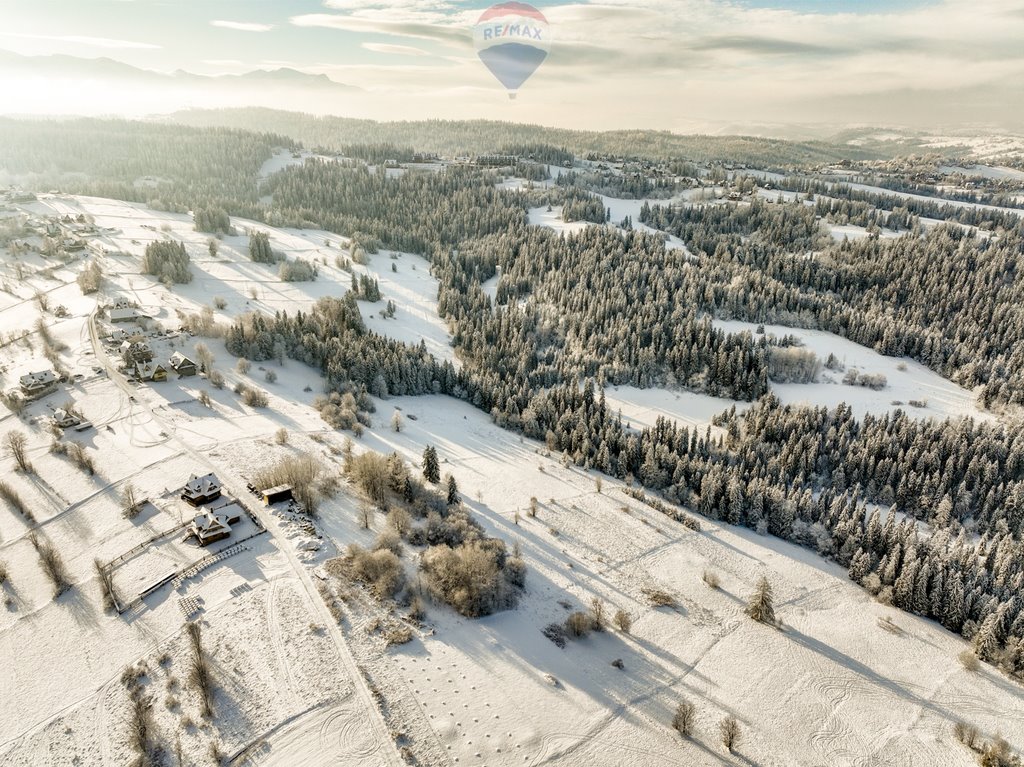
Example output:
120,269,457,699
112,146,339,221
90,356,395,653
673,700,696,737
264,369,277,384
329,545,405,600
29,533,72,596
374,530,403,556
387,507,412,538
347,450,391,509
702,570,721,589
719,715,740,752
197,390,212,407
954,721,979,750
590,597,606,631
127,692,156,764
186,621,214,718
421,540,520,617
122,483,143,519
0,560,7,585
66,441,95,475
274,427,289,445
565,611,593,638
235,357,251,375
95,559,117,611
980,734,1014,766
0,480,33,520
385,626,413,646
213,296,227,310
208,369,225,389
643,588,677,608
959,650,981,672
613,608,633,633
242,386,268,408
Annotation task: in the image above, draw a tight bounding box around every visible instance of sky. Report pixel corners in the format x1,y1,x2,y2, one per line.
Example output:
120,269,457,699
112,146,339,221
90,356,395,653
1,0,1023,134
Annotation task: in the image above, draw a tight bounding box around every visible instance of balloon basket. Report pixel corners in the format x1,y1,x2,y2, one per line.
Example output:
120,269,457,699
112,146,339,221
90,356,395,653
508,92,517,101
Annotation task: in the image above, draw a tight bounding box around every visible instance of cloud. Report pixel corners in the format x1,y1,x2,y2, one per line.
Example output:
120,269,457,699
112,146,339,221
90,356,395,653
211,20,274,32
0,33,160,49
291,14,471,46
362,42,432,56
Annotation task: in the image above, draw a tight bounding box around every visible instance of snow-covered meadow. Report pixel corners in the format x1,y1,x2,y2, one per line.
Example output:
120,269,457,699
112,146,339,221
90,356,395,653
0,193,1020,767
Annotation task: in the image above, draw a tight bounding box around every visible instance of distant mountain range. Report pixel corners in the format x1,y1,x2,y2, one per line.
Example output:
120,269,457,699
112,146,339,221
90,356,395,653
0,49,359,93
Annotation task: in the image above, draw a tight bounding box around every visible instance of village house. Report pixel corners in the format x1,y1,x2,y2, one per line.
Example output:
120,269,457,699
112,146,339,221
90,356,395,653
188,503,243,546
19,370,58,399
133,362,167,383
181,472,222,506
51,408,81,429
168,352,198,378
105,328,131,345
119,340,154,365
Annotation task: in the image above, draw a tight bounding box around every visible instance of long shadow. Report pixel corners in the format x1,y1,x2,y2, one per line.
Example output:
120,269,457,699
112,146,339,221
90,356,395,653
784,626,949,719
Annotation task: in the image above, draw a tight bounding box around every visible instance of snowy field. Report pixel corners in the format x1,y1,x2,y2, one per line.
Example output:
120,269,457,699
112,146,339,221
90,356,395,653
0,193,1019,767
712,319,988,422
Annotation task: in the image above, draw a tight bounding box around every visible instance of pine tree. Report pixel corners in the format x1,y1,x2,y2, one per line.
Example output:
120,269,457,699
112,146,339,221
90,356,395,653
445,474,459,506
422,445,440,484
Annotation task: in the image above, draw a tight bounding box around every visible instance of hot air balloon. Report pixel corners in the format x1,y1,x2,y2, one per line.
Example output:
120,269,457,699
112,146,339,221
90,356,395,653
473,2,550,99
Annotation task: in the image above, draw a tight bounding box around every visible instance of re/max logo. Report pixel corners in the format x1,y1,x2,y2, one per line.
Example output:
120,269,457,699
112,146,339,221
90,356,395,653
482,24,543,41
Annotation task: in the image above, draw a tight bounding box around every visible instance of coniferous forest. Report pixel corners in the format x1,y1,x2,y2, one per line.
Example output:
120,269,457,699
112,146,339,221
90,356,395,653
3,116,1024,676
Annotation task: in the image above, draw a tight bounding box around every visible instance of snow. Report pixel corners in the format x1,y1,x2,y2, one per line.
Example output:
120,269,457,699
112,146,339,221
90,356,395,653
826,222,902,241
0,192,1019,767
603,385,747,434
938,165,1024,181
712,319,989,422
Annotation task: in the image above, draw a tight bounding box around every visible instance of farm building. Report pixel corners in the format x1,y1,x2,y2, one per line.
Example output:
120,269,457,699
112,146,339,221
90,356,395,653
181,472,222,507
262,485,293,505
19,370,58,399
169,353,198,378
109,306,148,323
189,504,243,546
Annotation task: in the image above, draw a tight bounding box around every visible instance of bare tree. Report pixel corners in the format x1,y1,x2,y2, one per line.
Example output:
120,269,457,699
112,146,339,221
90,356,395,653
672,701,696,738
122,483,142,519
5,431,31,473
194,342,215,375
590,597,606,631
391,410,403,433
719,716,740,752
358,502,372,530
29,533,71,596
613,608,633,633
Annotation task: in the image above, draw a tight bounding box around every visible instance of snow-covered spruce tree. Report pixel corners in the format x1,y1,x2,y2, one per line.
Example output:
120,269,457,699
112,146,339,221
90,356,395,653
746,576,776,625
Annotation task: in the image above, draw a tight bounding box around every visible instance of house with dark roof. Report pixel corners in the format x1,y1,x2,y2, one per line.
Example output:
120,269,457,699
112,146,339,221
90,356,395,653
181,472,222,506
120,340,154,365
19,370,58,399
169,352,198,378
188,504,242,546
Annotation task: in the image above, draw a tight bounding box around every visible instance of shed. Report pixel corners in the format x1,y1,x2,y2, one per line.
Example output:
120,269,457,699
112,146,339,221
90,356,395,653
262,484,293,505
